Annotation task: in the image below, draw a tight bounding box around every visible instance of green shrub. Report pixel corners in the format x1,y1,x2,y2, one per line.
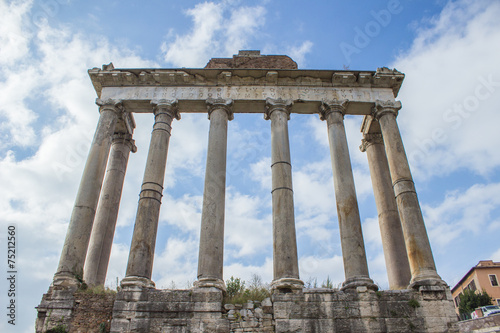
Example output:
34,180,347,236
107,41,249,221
408,299,420,308
79,284,117,295
321,276,334,289
224,274,270,304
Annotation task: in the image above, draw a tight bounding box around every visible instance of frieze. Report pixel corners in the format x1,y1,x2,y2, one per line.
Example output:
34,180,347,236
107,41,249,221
100,86,394,103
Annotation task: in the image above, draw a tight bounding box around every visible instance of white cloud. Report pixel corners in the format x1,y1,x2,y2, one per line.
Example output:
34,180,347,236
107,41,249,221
423,182,500,247
105,243,130,288
294,161,336,218
162,2,266,67
299,255,344,287
224,5,266,55
362,216,382,248
250,156,272,190
224,190,272,258
153,237,199,288
161,193,203,234
367,252,389,289
0,0,33,65
162,2,224,67
164,113,209,185
287,40,313,68
224,257,273,284
392,0,500,179
308,115,329,148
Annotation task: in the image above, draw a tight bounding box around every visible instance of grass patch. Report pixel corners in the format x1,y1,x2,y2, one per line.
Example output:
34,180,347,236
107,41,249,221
408,299,420,309
79,284,117,295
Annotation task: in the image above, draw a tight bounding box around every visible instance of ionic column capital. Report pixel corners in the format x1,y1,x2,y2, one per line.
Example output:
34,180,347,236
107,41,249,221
96,98,123,114
373,100,402,120
264,98,292,120
206,98,234,120
151,99,180,119
359,133,383,152
319,99,349,120
112,133,137,153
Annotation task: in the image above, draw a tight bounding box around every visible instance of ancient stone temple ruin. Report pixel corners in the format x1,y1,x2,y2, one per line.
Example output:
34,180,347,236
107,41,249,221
36,51,458,332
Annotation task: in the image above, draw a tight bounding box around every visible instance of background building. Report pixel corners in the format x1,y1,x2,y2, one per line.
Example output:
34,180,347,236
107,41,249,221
451,260,500,316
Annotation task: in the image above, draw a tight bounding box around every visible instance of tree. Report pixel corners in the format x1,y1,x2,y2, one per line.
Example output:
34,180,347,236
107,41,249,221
458,289,492,320
224,275,270,304
226,276,245,300
321,276,334,289
246,274,270,301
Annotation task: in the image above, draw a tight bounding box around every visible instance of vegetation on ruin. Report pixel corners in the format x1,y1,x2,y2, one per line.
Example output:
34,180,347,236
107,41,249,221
408,298,420,308
304,276,340,289
77,284,117,295
224,274,346,304
224,274,270,304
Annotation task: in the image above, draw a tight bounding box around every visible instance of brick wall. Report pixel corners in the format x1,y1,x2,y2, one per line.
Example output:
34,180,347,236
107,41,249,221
70,292,116,333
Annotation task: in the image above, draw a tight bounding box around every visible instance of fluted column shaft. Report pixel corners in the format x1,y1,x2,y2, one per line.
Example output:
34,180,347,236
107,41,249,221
265,98,303,291
84,133,136,286
54,99,121,286
373,100,444,288
321,100,377,291
196,99,233,291
361,133,411,289
122,100,179,289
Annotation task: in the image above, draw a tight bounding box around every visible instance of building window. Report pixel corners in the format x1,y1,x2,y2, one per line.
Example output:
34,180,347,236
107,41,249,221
467,280,477,291
496,299,500,306
455,295,461,307
489,274,499,287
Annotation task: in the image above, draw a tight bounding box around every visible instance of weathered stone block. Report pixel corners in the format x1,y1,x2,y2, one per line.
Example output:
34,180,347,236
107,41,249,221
254,307,264,319
359,300,381,318
272,293,304,303
116,289,149,302
275,319,305,332
243,301,255,309
384,317,423,333
261,298,273,314
304,289,337,302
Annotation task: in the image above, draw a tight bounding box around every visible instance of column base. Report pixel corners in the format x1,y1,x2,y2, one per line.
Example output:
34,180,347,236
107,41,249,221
193,278,226,292
341,276,378,291
120,276,156,290
409,270,447,289
271,278,304,293
52,271,80,290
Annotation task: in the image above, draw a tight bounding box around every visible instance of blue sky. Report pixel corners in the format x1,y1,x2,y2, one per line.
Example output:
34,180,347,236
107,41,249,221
1,0,500,331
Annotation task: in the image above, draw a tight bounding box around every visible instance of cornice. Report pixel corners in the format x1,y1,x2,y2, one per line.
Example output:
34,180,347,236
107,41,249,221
88,65,404,99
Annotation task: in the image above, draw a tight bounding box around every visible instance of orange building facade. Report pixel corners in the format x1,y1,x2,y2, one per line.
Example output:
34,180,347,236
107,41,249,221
451,260,500,316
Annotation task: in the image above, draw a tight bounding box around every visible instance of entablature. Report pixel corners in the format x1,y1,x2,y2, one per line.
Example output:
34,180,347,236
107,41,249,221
89,64,404,116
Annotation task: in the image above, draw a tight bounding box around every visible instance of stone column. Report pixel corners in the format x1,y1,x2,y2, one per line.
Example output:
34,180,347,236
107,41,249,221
373,100,445,288
360,133,411,289
53,99,122,287
265,98,303,291
195,99,233,291
121,100,179,289
84,132,137,286
320,100,377,291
